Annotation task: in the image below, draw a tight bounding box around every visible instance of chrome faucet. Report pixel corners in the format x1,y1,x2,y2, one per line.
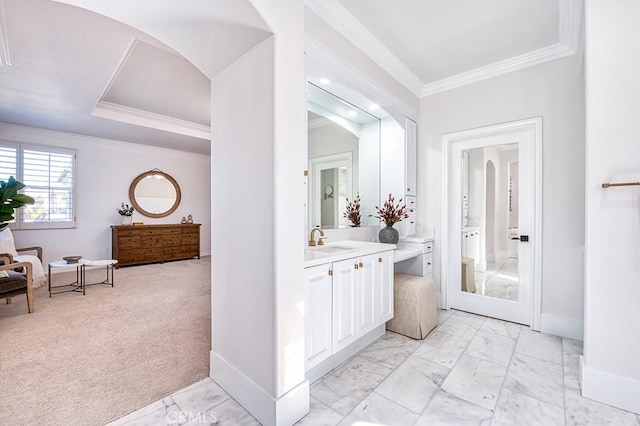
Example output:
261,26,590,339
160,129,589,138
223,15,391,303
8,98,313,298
308,227,326,246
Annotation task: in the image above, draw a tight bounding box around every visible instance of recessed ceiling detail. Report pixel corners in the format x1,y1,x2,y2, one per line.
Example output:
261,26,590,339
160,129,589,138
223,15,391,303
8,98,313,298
93,38,211,140
305,0,583,98
0,0,11,66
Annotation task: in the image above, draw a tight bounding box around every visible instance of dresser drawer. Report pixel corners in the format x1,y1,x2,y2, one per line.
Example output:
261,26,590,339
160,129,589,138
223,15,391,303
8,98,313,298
140,235,162,247
163,244,199,259
163,234,182,246
181,233,199,245
119,248,163,264
118,227,162,237
163,227,182,236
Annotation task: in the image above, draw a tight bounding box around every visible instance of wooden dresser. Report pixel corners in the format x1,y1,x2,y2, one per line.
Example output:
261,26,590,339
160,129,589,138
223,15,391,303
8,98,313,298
111,224,201,267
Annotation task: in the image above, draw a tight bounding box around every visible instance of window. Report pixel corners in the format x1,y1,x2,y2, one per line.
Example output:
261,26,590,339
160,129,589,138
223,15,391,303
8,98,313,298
0,142,76,229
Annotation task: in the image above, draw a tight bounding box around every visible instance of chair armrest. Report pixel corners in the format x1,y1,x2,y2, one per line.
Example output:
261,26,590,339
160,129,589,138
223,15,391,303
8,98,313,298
0,261,32,273
17,246,43,262
0,253,15,265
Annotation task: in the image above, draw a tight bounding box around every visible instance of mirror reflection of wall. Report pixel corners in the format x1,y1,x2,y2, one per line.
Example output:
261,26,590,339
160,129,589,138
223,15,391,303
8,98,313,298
307,83,380,229
462,143,519,272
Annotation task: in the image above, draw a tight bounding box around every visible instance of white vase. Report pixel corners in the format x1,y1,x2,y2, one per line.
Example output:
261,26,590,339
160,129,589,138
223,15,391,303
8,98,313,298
121,215,133,226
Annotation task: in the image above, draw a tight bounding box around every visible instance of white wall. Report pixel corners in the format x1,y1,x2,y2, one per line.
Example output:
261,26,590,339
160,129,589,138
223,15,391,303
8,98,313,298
358,121,381,226
380,117,405,211
211,1,308,424
1,123,211,265
582,0,640,413
419,54,585,339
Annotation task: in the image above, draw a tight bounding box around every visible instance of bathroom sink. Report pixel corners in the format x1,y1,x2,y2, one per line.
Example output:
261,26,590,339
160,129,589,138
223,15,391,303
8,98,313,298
304,244,358,262
311,245,357,253
304,250,333,261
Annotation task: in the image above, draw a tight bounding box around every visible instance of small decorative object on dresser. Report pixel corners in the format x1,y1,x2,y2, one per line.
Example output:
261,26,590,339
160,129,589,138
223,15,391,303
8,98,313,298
187,214,193,224
111,223,200,267
117,202,134,225
181,216,187,224
371,193,409,244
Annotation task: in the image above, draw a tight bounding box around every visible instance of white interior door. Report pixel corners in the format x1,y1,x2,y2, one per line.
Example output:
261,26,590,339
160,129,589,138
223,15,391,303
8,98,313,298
447,126,537,325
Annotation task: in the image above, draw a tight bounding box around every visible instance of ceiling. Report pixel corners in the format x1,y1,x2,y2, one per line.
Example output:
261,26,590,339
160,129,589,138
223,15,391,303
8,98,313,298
0,0,269,155
0,1,581,154
306,0,582,97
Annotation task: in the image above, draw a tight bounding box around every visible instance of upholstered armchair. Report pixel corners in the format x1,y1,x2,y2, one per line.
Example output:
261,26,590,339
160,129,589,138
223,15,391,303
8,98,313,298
0,254,34,313
0,228,46,288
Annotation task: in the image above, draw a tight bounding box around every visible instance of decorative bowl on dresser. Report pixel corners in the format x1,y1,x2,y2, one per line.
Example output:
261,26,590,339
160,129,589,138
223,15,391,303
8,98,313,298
111,224,200,267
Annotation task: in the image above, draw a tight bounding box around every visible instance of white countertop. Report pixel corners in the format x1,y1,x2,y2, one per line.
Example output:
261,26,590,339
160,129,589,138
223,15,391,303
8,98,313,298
304,240,396,268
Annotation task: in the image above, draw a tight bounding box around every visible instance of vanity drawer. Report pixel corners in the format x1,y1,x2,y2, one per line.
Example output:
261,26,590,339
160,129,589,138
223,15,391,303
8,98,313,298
423,252,433,277
425,241,433,253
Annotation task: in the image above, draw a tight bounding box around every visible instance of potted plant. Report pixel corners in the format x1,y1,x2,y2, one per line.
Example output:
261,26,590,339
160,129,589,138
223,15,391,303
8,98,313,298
343,193,361,227
117,202,134,225
0,177,35,230
370,193,409,244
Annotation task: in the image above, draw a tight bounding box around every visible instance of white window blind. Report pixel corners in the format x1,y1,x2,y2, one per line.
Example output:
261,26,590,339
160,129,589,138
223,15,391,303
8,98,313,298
0,142,76,229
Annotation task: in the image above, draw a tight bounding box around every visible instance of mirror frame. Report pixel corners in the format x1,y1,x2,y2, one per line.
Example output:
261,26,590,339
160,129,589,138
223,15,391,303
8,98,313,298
129,170,182,218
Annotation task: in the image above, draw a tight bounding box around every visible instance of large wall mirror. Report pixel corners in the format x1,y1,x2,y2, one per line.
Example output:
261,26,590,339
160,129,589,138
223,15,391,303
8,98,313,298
307,82,381,229
129,170,182,218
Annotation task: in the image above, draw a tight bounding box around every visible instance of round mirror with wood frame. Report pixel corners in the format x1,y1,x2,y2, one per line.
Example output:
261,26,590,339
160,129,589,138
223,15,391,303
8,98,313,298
129,170,182,218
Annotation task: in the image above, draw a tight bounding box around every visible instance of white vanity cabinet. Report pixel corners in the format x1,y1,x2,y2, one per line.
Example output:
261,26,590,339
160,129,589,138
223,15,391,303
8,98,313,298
304,263,333,370
405,118,417,196
395,237,434,278
304,246,395,378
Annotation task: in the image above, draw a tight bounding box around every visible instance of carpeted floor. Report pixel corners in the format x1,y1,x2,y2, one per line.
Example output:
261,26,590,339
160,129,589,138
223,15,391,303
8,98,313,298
0,257,211,426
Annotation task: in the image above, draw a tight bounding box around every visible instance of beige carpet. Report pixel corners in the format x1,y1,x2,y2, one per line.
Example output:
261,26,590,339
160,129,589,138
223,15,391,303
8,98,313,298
0,257,211,426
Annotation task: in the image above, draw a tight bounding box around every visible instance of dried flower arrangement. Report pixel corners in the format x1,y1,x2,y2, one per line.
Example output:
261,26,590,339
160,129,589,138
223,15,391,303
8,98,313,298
343,193,362,227
371,193,409,226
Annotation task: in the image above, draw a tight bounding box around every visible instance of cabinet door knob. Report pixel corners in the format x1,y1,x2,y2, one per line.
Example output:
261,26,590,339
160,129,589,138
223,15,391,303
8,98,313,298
378,257,383,263
354,263,359,270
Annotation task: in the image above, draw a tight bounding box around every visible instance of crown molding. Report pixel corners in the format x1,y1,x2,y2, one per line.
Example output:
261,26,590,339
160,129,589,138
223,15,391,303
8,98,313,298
305,36,417,122
0,121,210,159
421,0,583,97
305,0,423,96
307,0,583,99
92,101,211,140
420,42,574,97
0,0,11,66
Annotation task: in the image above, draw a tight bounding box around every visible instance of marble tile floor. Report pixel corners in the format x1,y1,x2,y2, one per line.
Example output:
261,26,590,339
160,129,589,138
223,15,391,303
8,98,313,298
108,309,640,426
475,258,519,301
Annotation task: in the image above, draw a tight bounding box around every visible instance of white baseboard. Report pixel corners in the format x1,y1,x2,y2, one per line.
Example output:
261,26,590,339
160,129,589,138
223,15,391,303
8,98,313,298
581,356,640,414
305,325,385,384
496,250,509,261
210,351,309,426
540,313,583,340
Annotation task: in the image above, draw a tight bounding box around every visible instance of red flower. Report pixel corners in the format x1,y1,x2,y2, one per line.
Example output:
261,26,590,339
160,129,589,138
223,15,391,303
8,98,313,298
370,193,410,226
343,193,362,227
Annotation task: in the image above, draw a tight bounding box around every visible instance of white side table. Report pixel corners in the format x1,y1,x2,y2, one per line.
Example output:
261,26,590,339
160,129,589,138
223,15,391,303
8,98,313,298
82,259,118,290
48,260,84,297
